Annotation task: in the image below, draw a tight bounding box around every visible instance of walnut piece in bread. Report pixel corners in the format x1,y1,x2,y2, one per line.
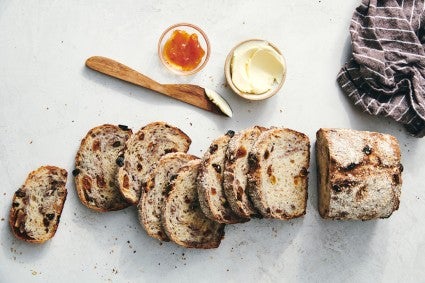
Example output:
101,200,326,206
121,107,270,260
247,128,310,219
118,122,191,205
316,128,402,220
138,152,198,241
74,124,132,212
9,166,68,243
162,160,225,249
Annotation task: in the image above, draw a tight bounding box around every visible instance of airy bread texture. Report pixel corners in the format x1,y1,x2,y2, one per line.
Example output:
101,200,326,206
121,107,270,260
74,124,132,212
118,122,191,205
247,128,310,219
139,152,198,241
223,126,266,218
197,130,247,224
316,128,402,220
9,166,68,243
162,160,225,249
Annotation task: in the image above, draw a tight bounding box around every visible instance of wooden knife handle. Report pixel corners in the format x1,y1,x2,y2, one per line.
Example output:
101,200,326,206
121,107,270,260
85,56,164,93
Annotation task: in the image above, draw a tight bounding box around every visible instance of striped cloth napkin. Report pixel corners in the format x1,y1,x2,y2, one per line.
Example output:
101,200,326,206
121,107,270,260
337,0,425,137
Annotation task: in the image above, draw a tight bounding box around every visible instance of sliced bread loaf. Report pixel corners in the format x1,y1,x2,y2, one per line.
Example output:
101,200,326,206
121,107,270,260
247,128,310,219
197,130,247,224
316,128,402,220
74,124,133,212
9,166,68,243
118,122,191,205
162,159,225,249
138,152,198,241
223,126,266,218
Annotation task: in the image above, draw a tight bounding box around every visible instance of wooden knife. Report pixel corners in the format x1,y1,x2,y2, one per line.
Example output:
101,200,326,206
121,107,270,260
85,56,232,117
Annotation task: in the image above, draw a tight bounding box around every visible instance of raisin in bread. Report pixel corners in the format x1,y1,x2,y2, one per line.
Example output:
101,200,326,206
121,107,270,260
223,126,266,218
9,166,68,243
316,128,402,220
247,128,310,219
197,130,247,224
138,152,198,241
162,160,225,249
117,122,191,205
74,124,132,212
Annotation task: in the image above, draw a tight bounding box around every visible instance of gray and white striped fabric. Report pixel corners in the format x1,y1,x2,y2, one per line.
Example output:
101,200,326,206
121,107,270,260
337,0,425,137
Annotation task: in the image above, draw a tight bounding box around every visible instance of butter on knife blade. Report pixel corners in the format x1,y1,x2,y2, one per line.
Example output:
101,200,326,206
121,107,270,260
204,88,233,117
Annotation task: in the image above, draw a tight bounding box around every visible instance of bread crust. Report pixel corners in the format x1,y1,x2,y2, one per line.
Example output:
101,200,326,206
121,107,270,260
316,128,402,220
138,152,198,241
197,131,247,224
223,126,266,218
9,166,68,243
74,124,133,212
162,160,225,249
247,128,310,219
118,122,191,205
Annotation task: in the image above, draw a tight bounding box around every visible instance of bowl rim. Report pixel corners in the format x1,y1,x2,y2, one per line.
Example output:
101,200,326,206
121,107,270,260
158,22,211,76
224,39,286,100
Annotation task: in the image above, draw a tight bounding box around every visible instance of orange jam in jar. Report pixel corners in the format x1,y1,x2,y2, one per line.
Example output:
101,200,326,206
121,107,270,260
162,30,206,71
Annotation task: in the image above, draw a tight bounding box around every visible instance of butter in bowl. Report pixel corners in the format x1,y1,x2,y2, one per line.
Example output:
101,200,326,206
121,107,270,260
225,39,286,100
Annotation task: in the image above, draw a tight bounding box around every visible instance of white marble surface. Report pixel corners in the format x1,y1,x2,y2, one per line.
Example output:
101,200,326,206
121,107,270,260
1,0,424,282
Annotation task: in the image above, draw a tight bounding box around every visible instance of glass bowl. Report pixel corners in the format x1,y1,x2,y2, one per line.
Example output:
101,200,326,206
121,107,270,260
158,23,210,76
224,39,286,100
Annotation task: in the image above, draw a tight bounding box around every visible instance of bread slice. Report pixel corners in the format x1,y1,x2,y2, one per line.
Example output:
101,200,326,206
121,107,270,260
162,159,225,249
138,152,198,241
9,166,68,243
223,126,266,218
197,130,247,224
247,128,310,219
74,124,133,212
118,122,191,205
316,128,402,220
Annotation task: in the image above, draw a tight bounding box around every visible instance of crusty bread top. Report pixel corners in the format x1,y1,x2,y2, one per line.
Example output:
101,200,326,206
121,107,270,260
223,126,266,218
74,124,132,212
162,159,225,249
138,152,198,241
319,128,401,168
247,128,310,219
316,128,402,220
197,130,247,224
118,122,191,205
9,166,68,243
